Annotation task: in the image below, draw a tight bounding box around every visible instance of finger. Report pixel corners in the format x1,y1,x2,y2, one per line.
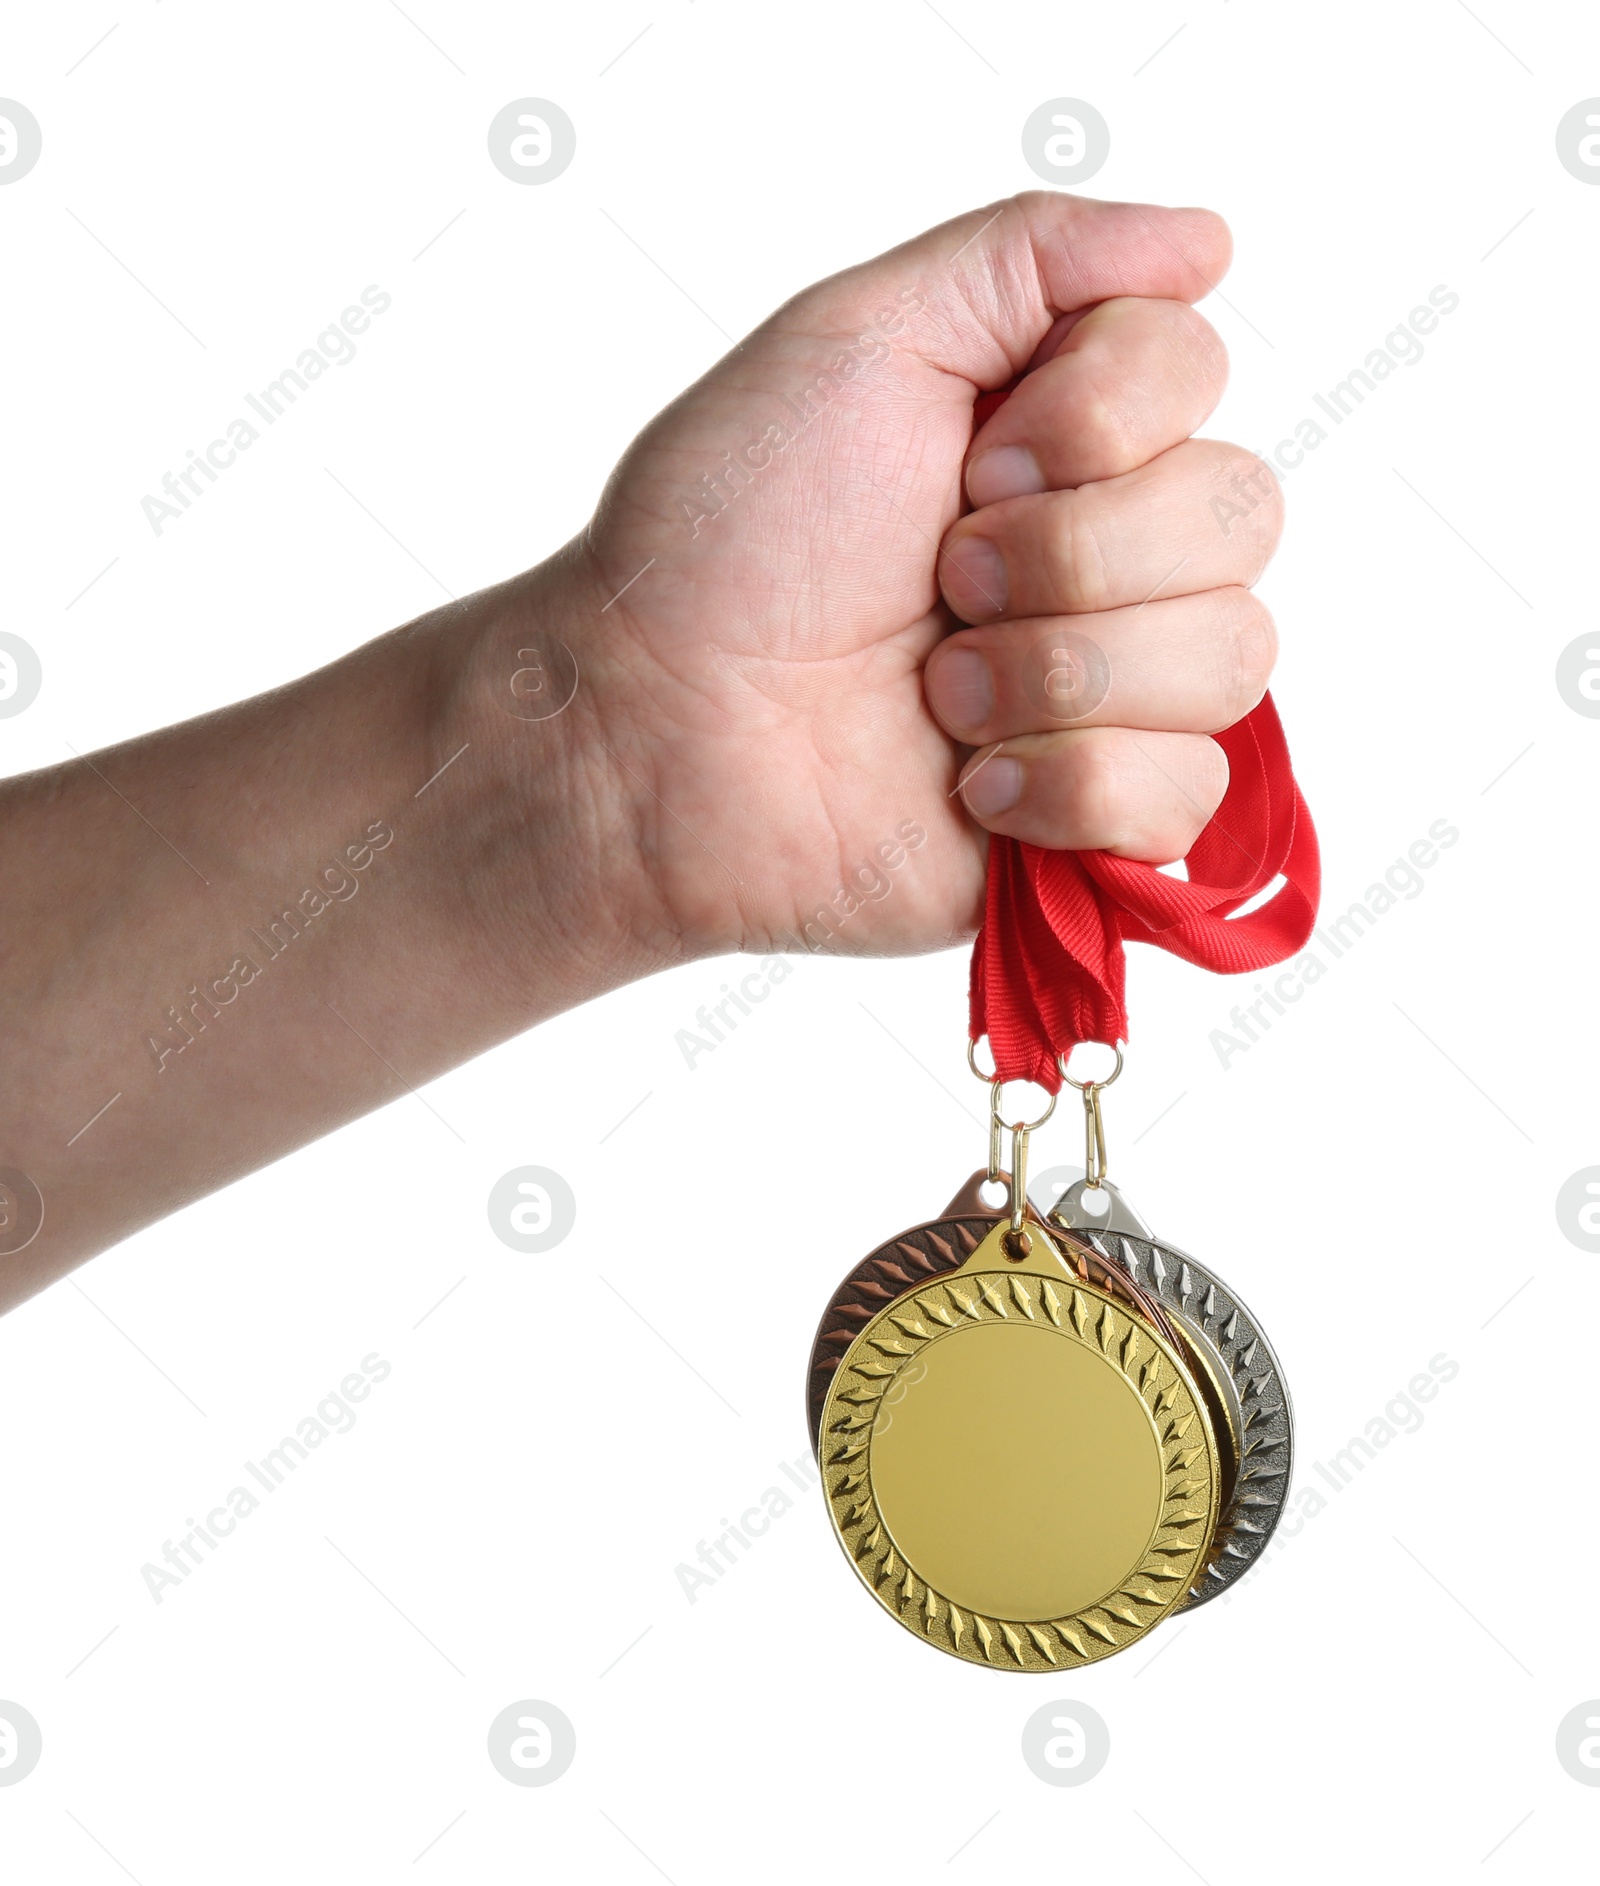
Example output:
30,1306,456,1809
816,192,1231,394
955,728,1227,861
940,439,1282,623
924,588,1276,743
965,299,1228,504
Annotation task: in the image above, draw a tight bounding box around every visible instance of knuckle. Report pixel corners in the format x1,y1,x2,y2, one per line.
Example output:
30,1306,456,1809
1060,372,1135,470
1219,588,1278,718
1191,737,1230,823
1163,812,1209,864
1247,473,1286,559
1178,788,1216,850
1013,188,1060,221
1148,737,1226,858
1206,445,1283,569
1215,445,1272,494
1055,732,1227,859
1048,494,1114,614
1061,733,1127,846
1165,303,1229,403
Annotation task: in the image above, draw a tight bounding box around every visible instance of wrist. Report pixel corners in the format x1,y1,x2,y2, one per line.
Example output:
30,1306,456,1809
432,546,695,1023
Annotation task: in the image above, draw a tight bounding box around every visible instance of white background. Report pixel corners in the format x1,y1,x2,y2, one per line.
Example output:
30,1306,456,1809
1,1,1596,1879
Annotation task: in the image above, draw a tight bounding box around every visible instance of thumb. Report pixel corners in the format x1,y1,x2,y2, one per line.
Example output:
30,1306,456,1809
809,191,1232,392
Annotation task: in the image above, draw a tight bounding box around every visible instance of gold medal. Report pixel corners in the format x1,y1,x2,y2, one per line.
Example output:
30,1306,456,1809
810,1057,1229,1670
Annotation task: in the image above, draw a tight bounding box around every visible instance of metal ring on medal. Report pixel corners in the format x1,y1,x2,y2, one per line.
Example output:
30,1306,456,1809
1074,1225,1293,1607
815,1218,1221,1671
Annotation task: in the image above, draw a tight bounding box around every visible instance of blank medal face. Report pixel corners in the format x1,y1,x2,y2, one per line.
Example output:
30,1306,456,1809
869,1318,1165,1620
819,1219,1221,1670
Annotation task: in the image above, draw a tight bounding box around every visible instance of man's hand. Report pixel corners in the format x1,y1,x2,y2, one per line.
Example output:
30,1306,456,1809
516,190,1281,961
0,190,1285,1303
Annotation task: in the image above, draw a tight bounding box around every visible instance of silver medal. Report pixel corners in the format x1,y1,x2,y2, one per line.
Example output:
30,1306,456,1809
1046,1177,1293,1609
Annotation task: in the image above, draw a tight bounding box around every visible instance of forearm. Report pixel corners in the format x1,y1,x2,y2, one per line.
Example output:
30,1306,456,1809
0,551,670,1311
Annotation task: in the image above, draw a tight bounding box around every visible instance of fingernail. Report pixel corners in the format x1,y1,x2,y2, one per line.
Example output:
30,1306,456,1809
942,537,1008,618
927,646,994,733
961,753,1023,816
967,444,1044,506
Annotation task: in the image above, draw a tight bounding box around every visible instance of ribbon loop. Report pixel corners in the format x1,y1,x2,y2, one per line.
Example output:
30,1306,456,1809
969,693,1320,1093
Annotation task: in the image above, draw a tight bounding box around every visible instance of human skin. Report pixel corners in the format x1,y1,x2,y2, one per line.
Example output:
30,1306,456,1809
0,191,1281,1313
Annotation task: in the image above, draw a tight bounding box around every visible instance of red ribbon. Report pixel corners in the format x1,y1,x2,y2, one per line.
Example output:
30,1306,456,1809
965,394,1320,1092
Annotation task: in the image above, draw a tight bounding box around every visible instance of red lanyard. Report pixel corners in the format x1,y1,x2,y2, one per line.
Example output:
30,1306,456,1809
969,690,1320,1090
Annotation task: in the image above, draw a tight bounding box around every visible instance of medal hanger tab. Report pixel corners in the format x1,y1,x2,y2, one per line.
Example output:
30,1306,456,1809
1048,1176,1153,1239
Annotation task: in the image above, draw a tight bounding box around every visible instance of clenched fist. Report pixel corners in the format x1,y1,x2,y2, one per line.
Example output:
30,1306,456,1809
496,190,1282,961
